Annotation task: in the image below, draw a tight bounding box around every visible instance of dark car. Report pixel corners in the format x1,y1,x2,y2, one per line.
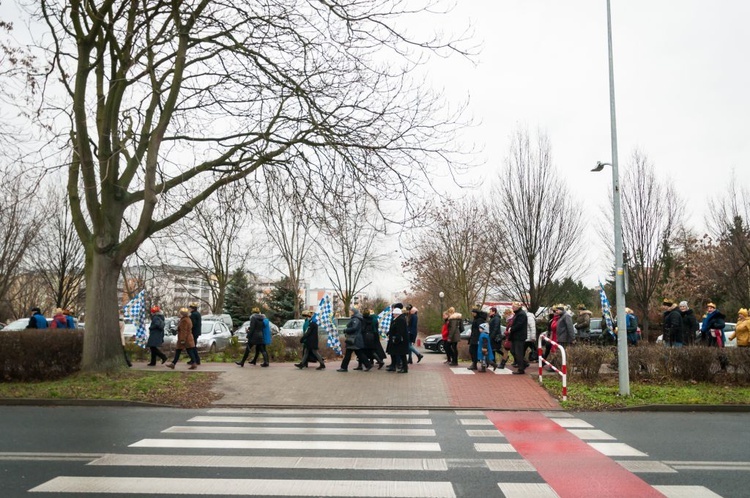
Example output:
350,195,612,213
423,321,471,353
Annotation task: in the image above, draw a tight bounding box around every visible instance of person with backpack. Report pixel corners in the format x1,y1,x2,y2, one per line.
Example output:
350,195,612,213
236,307,268,367
50,308,68,329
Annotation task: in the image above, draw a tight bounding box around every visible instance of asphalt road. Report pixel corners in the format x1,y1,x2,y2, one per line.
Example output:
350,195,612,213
0,406,746,497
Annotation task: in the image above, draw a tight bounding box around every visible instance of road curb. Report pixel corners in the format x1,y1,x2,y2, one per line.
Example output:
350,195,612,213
0,398,176,408
613,404,750,412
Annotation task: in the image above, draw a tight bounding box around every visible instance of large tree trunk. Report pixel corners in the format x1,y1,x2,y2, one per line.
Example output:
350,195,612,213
81,252,125,371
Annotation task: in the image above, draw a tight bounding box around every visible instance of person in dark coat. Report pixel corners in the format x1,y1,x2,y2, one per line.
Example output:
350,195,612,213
361,309,386,369
467,305,488,371
26,307,48,329
188,303,202,365
406,304,424,364
146,305,168,366
337,308,373,372
661,299,684,347
509,301,528,375
700,302,726,347
295,310,325,370
679,301,699,345
555,305,575,347
488,307,503,353
236,308,268,367
386,307,410,373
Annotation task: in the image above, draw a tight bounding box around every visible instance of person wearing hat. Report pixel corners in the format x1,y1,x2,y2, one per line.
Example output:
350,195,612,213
385,306,410,372
727,308,749,347
700,302,726,347
509,301,529,375
476,322,496,372
236,307,269,367
467,304,488,371
187,303,202,365
405,304,424,365
146,305,168,366
295,310,325,370
26,307,48,329
574,304,592,343
166,308,199,369
661,299,684,347
678,301,699,346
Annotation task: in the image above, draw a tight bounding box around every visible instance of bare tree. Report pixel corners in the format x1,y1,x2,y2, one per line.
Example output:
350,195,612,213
30,0,471,369
256,172,315,319
24,188,85,312
615,150,683,333
315,197,388,316
706,180,750,309
404,200,500,315
490,128,584,313
0,170,42,320
158,187,253,314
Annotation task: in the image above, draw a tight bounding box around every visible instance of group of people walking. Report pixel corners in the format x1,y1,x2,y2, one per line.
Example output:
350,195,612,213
661,299,749,348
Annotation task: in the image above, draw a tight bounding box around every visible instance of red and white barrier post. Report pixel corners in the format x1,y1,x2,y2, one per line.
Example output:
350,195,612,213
537,332,567,401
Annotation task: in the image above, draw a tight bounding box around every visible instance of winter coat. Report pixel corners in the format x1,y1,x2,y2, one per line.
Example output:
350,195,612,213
728,317,750,347
663,307,684,344
681,309,699,343
387,313,409,356
407,308,419,343
344,312,365,350
447,313,464,342
248,313,266,345
469,311,488,345
362,314,380,349
65,315,76,328
574,310,592,338
176,315,195,349
27,312,48,329
147,312,165,347
556,312,575,344
526,314,537,342
50,313,68,329
489,314,503,346
509,308,528,342
477,332,494,363
301,319,320,350
190,310,202,339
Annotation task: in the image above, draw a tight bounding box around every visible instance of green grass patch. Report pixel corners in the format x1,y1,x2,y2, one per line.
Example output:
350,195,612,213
0,371,222,408
542,377,750,410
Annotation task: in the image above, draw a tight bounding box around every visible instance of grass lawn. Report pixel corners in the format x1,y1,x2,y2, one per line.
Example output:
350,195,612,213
0,371,222,408
542,377,750,410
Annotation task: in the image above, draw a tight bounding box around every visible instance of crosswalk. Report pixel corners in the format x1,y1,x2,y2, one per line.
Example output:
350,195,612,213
26,408,729,497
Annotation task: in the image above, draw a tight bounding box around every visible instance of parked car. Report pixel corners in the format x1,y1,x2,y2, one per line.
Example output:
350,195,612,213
195,319,233,353
2,318,54,331
203,313,233,331
656,322,737,347
423,321,471,353
280,319,305,337
234,320,279,345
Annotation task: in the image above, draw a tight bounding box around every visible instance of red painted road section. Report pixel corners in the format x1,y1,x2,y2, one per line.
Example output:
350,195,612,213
486,411,665,498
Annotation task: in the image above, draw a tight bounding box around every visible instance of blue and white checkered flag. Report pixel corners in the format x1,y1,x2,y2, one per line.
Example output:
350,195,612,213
598,281,616,340
317,295,341,355
122,290,147,348
377,306,392,339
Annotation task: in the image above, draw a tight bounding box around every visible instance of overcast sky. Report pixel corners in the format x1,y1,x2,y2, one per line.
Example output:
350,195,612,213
368,0,750,298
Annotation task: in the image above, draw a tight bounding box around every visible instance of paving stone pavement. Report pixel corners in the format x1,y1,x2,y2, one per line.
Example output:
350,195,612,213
138,351,562,410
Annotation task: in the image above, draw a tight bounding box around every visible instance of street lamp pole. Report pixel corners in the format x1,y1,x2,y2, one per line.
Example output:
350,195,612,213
594,0,629,396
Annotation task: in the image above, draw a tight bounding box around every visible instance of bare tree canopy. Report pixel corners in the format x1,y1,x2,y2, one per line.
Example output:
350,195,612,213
490,128,583,313
404,200,499,315
27,0,472,369
617,150,683,331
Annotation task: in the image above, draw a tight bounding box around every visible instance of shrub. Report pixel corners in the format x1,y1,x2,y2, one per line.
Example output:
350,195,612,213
569,344,613,381
724,348,750,384
0,330,83,381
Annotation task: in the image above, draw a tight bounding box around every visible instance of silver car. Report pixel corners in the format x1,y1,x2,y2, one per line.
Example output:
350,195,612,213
195,319,233,353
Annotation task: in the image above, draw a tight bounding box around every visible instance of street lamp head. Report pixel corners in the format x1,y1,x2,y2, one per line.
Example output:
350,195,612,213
591,161,609,172
438,291,445,298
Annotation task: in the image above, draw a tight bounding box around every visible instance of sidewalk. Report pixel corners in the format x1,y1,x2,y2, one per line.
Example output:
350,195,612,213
137,352,562,411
